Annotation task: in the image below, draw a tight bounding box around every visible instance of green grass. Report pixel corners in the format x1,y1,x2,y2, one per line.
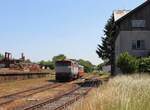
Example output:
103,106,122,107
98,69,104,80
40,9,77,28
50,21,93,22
69,74,150,110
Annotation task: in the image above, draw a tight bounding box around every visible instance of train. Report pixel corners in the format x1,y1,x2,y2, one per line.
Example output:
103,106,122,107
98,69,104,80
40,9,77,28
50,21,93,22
55,59,84,81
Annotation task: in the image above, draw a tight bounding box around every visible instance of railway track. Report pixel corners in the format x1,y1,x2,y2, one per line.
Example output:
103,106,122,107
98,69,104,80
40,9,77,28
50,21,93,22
0,77,87,109
23,78,101,110
0,82,63,106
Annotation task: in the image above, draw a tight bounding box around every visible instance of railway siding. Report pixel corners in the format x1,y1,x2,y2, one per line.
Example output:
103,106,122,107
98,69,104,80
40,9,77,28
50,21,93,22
0,83,62,106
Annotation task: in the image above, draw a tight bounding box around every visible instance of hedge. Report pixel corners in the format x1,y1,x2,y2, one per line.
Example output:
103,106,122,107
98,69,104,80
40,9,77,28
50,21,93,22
117,52,150,74
117,52,138,74
139,57,150,72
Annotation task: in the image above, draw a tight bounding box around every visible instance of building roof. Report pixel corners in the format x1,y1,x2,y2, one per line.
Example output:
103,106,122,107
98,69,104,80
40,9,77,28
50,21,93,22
115,0,150,24
114,10,130,21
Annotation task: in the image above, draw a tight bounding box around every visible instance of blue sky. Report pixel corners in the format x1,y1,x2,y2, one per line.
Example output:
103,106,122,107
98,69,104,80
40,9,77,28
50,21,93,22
0,0,145,65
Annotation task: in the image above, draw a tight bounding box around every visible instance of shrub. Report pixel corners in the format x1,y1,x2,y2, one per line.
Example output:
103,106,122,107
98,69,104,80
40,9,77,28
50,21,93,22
117,52,138,74
139,57,150,72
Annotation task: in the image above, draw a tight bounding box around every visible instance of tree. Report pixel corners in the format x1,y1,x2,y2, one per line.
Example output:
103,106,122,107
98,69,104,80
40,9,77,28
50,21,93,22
52,54,66,63
78,59,94,73
96,64,103,71
96,14,118,75
39,60,54,70
0,53,4,60
39,54,66,70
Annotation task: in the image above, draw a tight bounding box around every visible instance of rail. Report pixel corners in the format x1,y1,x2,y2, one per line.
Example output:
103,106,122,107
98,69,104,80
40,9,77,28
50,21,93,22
23,78,101,110
0,83,62,106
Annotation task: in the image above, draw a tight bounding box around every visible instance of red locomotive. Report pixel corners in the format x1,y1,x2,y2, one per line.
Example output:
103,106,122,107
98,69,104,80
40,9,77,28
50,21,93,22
55,59,84,81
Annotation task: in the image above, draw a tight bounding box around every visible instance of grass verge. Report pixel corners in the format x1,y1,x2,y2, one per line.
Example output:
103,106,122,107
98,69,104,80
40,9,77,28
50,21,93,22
69,74,150,110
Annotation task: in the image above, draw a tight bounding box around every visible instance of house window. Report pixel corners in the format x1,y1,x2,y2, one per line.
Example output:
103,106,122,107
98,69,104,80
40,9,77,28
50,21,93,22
131,20,145,28
132,40,145,50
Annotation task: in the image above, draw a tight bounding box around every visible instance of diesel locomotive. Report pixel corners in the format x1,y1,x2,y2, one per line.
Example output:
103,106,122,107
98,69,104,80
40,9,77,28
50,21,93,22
55,59,84,81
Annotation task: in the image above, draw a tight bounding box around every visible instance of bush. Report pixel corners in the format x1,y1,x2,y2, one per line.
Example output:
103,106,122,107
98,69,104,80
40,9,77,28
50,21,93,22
139,57,150,72
78,59,94,73
117,52,138,74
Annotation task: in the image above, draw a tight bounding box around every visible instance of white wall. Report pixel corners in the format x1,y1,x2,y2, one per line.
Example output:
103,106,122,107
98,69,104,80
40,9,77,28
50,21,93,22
115,31,150,60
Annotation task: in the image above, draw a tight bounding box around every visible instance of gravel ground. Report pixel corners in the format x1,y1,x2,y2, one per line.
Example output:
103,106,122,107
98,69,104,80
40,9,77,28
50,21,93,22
0,75,55,97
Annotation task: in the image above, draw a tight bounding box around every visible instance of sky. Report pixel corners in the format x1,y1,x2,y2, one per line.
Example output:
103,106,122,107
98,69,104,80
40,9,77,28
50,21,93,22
0,0,145,65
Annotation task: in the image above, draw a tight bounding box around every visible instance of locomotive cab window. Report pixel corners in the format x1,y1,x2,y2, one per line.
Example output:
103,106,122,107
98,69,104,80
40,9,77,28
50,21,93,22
55,61,71,66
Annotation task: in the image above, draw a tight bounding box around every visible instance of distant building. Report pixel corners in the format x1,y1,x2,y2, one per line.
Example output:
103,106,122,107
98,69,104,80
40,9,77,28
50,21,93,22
114,0,150,72
102,65,111,73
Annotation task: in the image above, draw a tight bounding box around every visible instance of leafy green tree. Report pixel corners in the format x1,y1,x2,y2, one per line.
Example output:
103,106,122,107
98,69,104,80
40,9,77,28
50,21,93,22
52,54,66,63
78,59,94,73
0,53,4,60
39,60,54,70
39,54,66,70
96,14,118,75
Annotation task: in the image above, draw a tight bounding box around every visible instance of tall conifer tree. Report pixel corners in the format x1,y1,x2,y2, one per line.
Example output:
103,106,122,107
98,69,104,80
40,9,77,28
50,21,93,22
96,14,118,75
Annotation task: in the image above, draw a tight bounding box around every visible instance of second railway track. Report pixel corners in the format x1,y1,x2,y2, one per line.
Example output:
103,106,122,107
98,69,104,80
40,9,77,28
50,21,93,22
0,82,63,106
